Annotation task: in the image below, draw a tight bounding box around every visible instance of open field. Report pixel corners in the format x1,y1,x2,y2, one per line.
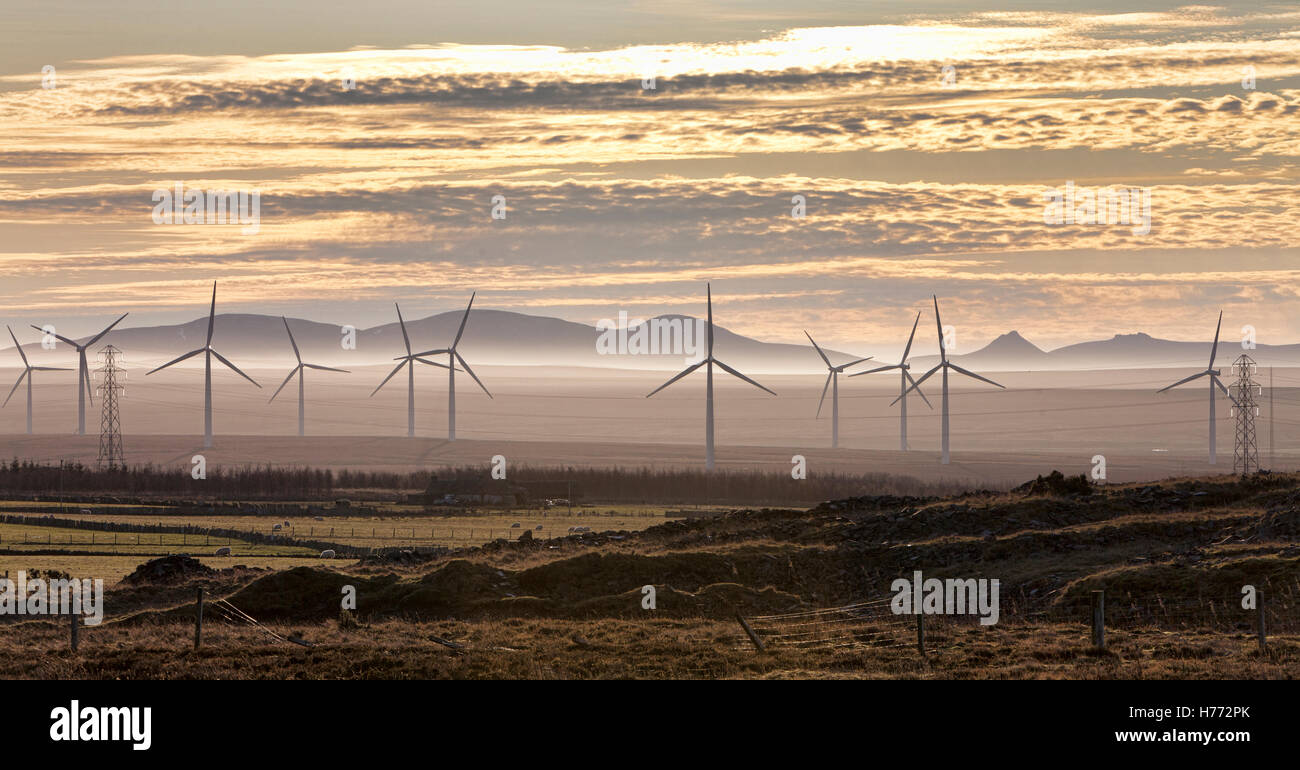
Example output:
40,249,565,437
1,469,1298,678
3,617,1297,680
1,555,356,585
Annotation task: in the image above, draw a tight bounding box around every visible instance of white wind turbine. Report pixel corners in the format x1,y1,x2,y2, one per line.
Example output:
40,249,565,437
30,313,128,435
4,326,71,434
848,312,932,451
896,296,1005,464
269,317,350,437
804,331,871,448
146,282,261,448
370,302,454,437
1157,310,1227,465
409,293,492,440
647,284,776,470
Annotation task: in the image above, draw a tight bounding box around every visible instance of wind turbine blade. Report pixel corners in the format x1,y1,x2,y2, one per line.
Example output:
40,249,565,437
414,357,453,370
905,370,934,409
816,371,832,417
933,296,945,362
848,363,900,378
87,312,129,347
646,360,705,398
1156,370,1209,393
210,349,261,388
82,364,94,407
452,292,475,350
146,347,204,375
371,360,408,396
713,358,776,395
395,303,411,356
206,282,217,346
835,356,873,371
891,364,940,406
31,366,71,371
706,283,714,357
282,317,302,363
269,367,300,403
3,369,28,408
409,348,450,358
804,331,831,367
29,325,79,348
454,351,492,398
303,363,349,373
1211,373,1229,396
948,362,1005,389
1208,310,1223,368
901,311,921,362
6,326,28,367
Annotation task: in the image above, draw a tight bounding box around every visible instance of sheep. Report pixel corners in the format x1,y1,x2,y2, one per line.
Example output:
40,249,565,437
319,549,336,559
214,546,232,556
272,524,283,532
511,522,521,528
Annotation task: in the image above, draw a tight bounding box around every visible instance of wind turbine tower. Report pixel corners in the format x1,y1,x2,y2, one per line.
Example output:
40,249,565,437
270,317,350,436
1157,311,1227,465
804,331,871,448
146,282,262,448
647,284,776,470
896,297,1005,464
849,312,932,450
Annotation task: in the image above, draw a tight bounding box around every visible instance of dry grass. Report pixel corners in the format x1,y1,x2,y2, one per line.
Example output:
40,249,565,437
2,617,1295,680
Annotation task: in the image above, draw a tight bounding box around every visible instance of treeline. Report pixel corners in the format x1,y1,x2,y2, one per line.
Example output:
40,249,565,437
0,458,981,504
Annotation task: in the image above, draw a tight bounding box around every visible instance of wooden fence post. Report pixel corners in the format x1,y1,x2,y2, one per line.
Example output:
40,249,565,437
916,612,926,656
1091,590,1105,650
70,610,79,652
1257,590,1267,654
194,587,204,650
736,612,765,652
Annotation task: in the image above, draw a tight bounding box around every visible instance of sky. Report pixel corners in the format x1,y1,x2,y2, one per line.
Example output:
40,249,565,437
0,1,1297,360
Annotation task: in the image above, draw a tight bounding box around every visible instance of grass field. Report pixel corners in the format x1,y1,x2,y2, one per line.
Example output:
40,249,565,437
17,507,694,549
0,522,317,556
0,554,355,584
2,616,1295,679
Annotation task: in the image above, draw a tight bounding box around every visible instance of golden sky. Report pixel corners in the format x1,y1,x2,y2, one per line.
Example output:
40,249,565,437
0,3,1297,357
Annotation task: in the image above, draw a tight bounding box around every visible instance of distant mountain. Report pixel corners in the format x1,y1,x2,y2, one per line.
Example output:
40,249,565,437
4,310,1295,373
0,310,863,373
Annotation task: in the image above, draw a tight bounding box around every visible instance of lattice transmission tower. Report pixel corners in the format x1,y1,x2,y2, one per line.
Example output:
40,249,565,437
96,345,126,469
1230,353,1259,475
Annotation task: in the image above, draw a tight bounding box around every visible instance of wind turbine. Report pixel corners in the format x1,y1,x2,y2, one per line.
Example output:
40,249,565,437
3,326,70,434
1157,310,1227,464
848,312,932,451
896,296,1005,464
146,282,261,448
409,293,492,440
269,317,350,437
804,331,871,448
30,313,128,435
647,284,776,470
370,302,454,437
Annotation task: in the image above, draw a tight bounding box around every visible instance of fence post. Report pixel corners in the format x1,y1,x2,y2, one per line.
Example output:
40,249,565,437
736,612,765,652
916,612,926,657
1257,590,1267,654
1091,590,1105,650
194,587,204,650
70,610,79,652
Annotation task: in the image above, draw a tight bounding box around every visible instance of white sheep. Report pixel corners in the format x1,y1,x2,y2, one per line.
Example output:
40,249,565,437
319,549,336,559
214,546,232,556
